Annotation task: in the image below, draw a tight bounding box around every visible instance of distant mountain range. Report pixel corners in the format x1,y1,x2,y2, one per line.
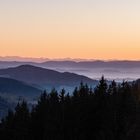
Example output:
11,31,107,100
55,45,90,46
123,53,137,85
0,60,140,81
0,65,97,90
40,60,140,68
0,60,140,69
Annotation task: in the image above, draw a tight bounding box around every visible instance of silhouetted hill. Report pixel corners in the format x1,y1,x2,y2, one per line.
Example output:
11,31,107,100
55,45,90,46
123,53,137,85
0,77,41,99
0,65,97,90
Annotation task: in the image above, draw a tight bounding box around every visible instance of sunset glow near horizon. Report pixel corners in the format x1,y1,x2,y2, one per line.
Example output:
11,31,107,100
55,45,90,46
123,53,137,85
0,0,140,60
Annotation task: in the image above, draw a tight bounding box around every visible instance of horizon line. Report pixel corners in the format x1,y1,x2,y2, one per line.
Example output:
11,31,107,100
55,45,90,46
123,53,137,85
0,56,140,62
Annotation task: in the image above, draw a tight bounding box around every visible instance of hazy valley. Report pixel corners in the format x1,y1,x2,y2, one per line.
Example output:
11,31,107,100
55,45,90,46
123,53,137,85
0,60,140,82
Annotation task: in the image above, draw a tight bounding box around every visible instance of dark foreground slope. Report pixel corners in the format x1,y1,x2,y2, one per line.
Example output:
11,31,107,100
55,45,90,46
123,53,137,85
0,96,10,119
0,77,41,99
0,77,140,140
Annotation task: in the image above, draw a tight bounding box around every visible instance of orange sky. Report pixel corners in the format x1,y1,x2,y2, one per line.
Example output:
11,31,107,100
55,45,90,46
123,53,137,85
0,0,140,60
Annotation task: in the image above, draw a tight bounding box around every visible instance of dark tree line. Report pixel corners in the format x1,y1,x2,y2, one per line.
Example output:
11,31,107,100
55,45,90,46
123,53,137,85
0,77,140,140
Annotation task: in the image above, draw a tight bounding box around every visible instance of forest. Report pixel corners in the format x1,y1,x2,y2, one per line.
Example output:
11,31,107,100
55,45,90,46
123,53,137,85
0,77,140,140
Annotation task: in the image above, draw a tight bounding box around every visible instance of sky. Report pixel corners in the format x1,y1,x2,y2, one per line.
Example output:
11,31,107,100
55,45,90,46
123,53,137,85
0,0,140,60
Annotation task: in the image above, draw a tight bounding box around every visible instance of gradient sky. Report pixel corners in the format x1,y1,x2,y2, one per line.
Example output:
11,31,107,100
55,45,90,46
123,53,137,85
0,0,140,60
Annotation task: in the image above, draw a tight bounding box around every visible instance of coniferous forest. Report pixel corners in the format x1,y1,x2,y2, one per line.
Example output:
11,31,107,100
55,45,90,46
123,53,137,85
0,77,140,140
